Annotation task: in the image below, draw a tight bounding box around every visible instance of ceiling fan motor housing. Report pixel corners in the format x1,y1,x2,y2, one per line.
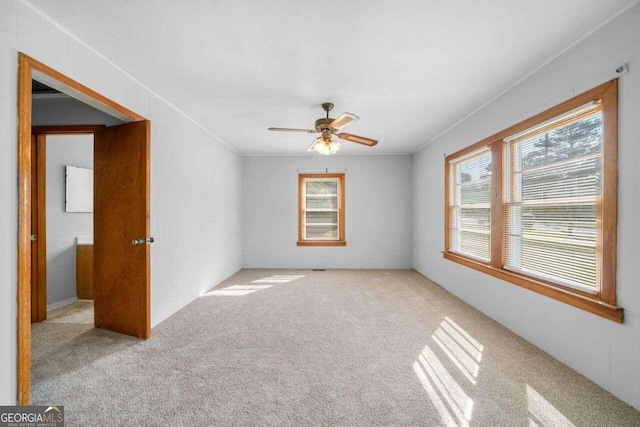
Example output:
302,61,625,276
315,117,335,132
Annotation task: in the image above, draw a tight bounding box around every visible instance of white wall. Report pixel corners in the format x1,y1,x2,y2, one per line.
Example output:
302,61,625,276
413,4,640,409
45,134,93,307
243,155,412,269
0,0,243,404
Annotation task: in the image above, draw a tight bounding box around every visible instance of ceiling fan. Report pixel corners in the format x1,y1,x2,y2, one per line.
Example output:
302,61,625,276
268,103,378,155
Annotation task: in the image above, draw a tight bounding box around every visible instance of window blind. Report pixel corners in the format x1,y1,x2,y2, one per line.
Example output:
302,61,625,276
504,102,603,291
449,148,492,261
304,178,340,240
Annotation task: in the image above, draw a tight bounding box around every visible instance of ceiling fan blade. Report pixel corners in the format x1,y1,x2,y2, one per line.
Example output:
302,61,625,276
268,127,316,133
337,132,378,147
307,140,320,152
329,113,359,130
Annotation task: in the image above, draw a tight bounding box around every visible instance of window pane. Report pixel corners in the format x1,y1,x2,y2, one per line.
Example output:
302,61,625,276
459,231,490,260
306,196,338,209
505,107,602,291
460,208,490,233
521,157,601,201
306,225,338,240
505,204,597,288
449,149,492,261
460,154,492,183
518,204,596,242
519,113,602,171
306,180,337,195
461,177,491,204
306,211,338,224
505,230,597,289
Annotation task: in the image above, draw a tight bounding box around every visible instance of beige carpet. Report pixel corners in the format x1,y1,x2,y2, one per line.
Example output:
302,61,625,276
45,300,94,325
32,270,640,426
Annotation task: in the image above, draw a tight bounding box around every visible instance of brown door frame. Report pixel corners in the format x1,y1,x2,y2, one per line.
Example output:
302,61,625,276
17,53,147,405
29,126,105,323
30,134,46,323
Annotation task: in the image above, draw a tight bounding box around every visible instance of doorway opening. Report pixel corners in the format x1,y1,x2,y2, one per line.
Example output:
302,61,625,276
18,53,152,405
30,126,107,327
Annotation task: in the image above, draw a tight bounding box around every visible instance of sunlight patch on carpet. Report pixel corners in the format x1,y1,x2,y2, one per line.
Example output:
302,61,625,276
414,316,484,426
251,275,306,283
414,346,473,426
527,384,576,427
202,284,273,297
432,317,484,384
201,275,305,297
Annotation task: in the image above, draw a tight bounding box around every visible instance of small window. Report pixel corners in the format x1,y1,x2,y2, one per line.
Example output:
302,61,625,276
298,173,346,246
444,79,621,322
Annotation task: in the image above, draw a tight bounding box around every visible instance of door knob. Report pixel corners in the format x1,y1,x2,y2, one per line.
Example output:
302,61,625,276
132,237,155,246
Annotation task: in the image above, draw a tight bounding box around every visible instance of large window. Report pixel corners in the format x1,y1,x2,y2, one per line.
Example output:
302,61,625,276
444,80,621,322
298,173,346,246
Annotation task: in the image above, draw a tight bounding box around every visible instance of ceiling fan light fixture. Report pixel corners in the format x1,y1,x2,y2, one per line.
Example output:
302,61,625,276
313,136,341,155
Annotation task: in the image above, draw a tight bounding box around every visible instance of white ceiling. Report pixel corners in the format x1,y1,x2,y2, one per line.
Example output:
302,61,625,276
27,0,636,155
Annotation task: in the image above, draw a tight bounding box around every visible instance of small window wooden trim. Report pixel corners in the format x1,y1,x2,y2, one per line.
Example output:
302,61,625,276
443,79,622,323
297,173,346,247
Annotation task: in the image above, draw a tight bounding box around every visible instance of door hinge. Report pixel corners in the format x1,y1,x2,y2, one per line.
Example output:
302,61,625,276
30,234,38,242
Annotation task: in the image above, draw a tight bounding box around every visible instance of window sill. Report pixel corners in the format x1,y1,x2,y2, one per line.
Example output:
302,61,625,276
297,241,346,247
443,251,624,323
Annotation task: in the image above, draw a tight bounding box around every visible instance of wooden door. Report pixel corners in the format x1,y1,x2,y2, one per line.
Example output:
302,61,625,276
94,120,151,339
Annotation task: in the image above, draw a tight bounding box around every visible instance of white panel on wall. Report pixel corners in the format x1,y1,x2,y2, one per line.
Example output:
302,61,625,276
65,166,93,213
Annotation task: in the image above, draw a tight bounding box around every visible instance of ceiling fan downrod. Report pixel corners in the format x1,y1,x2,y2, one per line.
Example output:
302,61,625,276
315,103,336,131
321,102,334,118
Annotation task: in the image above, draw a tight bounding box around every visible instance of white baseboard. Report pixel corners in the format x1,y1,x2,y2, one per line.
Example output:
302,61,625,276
47,296,78,311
